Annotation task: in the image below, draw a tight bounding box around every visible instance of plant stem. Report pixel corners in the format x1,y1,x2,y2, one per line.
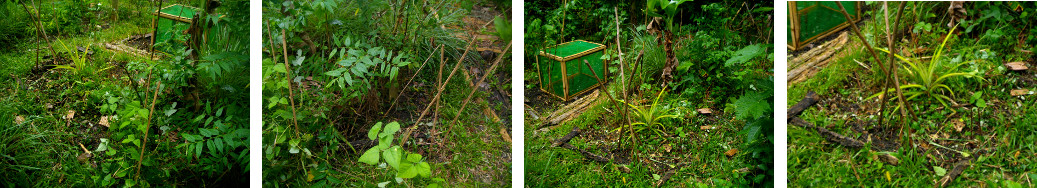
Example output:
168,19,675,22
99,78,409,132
411,36,477,132
615,6,632,151
21,0,57,56
135,81,161,181
450,41,512,125
281,29,301,139
385,44,443,116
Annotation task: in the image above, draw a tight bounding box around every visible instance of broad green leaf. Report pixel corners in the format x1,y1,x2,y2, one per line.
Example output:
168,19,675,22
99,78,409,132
934,166,947,176
383,146,402,169
96,138,110,152
368,122,383,140
289,139,301,154
195,142,204,157
358,148,380,165
406,153,422,163
377,133,393,150
417,162,431,177
383,122,401,136
207,139,218,155
397,162,418,179
325,68,346,77
200,128,218,137
214,137,225,154
726,44,766,66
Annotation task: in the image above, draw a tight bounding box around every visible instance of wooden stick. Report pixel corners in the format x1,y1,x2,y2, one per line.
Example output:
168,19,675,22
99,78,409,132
787,91,820,122
135,82,161,181
450,41,512,125
281,30,301,139
385,44,443,116
385,44,441,115
409,35,477,135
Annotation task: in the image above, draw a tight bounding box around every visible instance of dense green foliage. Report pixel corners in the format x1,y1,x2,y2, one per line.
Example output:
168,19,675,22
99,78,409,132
263,0,512,186
525,0,772,187
789,2,1037,187
0,0,250,186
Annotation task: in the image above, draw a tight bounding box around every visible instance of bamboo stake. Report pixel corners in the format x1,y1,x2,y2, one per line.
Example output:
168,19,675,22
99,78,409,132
409,36,477,130
384,44,444,115
135,82,161,181
615,6,632,151
450,41,513,125
281,30,301,139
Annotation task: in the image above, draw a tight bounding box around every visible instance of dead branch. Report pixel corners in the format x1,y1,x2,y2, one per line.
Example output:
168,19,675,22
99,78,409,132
787,91,820,122
551,127,580,147
937,158,971,187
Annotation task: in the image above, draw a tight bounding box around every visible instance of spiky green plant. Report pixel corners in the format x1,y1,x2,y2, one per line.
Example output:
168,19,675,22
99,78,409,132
869,25,982,109
53,39,88,73
622,86,678,138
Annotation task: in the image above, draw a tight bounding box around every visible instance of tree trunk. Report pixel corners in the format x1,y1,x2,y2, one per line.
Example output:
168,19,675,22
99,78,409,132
659,30,676,86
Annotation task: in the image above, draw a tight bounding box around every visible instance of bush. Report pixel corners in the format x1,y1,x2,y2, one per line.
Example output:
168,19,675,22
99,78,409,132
0,1,31,50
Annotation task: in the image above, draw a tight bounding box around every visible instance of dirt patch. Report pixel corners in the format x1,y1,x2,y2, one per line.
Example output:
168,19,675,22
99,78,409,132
124,33,154,52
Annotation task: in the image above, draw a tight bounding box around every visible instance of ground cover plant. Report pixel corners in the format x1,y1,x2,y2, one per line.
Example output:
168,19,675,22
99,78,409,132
788,1,1037,187
0,0,250,186
261,0,513,186
524,0,774,187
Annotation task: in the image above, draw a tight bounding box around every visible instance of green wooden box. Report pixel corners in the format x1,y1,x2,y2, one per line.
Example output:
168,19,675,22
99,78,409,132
151,4,223,53
536,40,608,101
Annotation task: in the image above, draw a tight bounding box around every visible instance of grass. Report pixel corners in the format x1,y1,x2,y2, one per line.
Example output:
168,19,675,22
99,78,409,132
524,85,755,187
1,1,250,186
787,3,1037,186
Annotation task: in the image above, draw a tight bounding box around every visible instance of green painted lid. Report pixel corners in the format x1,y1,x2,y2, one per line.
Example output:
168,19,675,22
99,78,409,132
159,4,199,22
540,40,605,61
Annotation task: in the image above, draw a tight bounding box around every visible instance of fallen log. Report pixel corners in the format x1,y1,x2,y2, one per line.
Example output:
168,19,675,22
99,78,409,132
551,127,581,147
549,127,611,163
787,91,820,122
539,90,600,128
791,117,865,149
789,93,900,165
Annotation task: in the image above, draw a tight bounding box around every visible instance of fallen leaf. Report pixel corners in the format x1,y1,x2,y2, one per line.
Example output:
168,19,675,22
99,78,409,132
65,110,76,120
1005,62,1028,71
618,165,631,173
878,154,899,165
700,126,714,130
99,116,110,127
45,103,53,109
725,149,738,157
885,171,891,182
696,108,712,115
1011,89,1030,96
500,128,511,143
952,119,965,132
14,115,25,124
